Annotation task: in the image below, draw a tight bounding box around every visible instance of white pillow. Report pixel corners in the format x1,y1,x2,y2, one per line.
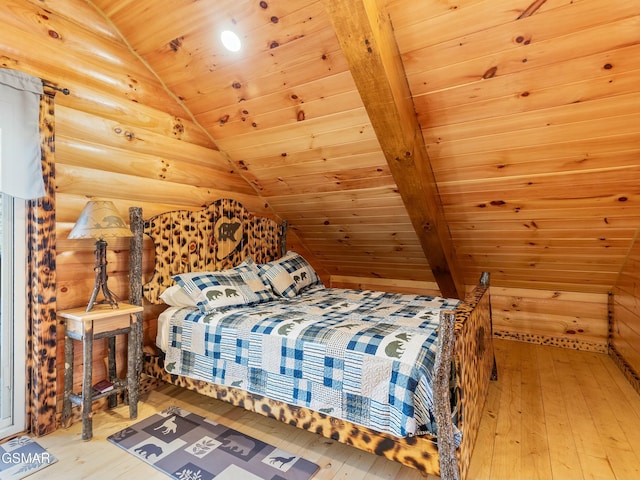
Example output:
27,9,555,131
159,285,198,308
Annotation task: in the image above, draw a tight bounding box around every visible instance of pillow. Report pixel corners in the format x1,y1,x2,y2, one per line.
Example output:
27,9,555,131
257,251,323,298
173,259,275,312
159,285,198,308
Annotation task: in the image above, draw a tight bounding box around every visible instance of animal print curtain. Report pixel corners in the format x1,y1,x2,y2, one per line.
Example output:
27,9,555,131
26,86,57,436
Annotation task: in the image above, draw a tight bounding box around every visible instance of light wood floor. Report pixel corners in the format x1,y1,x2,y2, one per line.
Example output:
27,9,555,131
24,339,640,479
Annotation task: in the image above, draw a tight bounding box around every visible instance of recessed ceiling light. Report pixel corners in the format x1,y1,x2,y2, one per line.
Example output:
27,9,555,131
221,30,241,52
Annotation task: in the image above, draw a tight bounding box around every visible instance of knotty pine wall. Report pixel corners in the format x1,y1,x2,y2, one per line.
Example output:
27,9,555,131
611,232,640,393
0,0,620,430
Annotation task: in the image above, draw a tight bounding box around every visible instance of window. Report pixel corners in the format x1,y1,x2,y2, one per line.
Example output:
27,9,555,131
0,129,27,439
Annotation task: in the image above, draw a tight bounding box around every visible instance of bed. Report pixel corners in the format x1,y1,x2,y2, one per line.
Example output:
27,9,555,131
129,198,496,480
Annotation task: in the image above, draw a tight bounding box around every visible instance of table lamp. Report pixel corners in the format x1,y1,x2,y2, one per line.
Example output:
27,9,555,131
68,200,133,311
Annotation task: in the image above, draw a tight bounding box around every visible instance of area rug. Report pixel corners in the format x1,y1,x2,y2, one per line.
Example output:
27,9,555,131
107,406,320,480
0,435,58,480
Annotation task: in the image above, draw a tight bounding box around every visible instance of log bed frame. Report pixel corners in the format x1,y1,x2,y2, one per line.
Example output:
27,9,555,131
128,198,496,480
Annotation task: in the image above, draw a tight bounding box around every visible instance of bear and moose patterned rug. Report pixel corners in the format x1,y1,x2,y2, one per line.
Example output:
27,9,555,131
107,406,319,479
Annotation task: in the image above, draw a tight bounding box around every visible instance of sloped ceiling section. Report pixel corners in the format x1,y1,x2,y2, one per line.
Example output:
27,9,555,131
92,0,640,295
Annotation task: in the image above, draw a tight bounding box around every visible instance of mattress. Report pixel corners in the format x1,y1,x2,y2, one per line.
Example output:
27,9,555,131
157,287,461,441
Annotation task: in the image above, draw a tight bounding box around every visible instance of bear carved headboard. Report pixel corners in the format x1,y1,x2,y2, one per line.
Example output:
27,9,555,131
138,198,285,304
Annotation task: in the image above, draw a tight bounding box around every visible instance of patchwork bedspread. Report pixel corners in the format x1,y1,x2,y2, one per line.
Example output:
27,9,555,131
161,287,461,439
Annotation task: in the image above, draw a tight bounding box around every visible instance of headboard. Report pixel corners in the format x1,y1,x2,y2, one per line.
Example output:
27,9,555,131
133,198,286,304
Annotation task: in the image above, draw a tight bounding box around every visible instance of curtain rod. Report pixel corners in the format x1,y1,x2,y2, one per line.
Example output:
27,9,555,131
42,82,70,95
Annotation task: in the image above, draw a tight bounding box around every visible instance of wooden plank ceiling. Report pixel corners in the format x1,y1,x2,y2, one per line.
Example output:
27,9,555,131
91,0,640,295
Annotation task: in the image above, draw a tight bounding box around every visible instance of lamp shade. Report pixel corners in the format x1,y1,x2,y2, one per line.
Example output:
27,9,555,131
68,200,133,240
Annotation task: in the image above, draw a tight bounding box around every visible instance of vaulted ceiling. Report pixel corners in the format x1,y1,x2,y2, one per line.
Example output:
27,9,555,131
90,0,640,296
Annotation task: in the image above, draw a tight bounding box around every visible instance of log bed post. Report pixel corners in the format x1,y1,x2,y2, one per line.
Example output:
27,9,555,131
129,207,144,386
434,309,460,480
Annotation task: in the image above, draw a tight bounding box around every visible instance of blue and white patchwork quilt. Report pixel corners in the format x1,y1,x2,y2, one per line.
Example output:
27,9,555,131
161,287,461,439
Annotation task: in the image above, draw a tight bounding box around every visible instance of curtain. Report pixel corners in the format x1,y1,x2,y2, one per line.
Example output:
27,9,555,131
26,86,57,436
0,68,45,199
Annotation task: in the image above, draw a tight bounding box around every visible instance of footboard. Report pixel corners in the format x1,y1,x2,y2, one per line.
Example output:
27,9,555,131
143,352,443,474
453,273,495,479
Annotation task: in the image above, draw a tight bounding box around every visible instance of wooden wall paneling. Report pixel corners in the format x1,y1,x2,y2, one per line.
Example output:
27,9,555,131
249,160,394,192
148,25,346,118
452,227,636,243
322,260,433,275
0,3,188,117
214,108,376,156
54,106,231,172
399,0,637,78
468,276,616,297
256,171,396,197
240,137,384,171
206,87,365,140
268,184,404,205
448,215,640,233
225,121,380,166
391,0,531,50
63,85,216,148
170,15,346,114
56,164,263,211
491,287,609,352
304,243,425,257
614,278,640,313
424,89,640,147
433,133,640,183
330,275,440,295
428,113,640,160
24,0,122,41
241,138,386,178
446,201,639,226
402,4,639,95
442,164,640,200
55,138,247,192
95,0,324,61
463,251,628,266
493,315,608,351
290,209,411,226
420,68,640,132
199,72,361,137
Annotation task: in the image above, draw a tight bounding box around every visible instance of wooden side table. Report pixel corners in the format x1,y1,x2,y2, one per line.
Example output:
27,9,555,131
59,303,143,440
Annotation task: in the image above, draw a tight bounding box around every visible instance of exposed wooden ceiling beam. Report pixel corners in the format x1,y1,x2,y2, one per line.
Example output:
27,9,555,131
321,0,464,298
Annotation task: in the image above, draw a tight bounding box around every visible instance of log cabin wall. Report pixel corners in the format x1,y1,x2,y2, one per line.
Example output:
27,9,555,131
0,0,638,434
611,230,640,394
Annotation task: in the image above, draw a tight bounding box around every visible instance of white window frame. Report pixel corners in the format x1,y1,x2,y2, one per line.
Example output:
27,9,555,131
0,141,27,439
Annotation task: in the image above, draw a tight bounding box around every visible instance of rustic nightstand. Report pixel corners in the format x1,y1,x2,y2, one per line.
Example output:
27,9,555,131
59,302,143,440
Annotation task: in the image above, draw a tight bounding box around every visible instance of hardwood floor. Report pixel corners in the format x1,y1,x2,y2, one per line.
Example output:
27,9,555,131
25,339,640,479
